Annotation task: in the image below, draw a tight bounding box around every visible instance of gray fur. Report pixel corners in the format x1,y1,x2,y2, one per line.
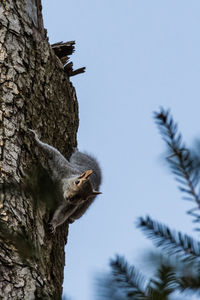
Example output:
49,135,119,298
69,150,102,189
28,130,102,232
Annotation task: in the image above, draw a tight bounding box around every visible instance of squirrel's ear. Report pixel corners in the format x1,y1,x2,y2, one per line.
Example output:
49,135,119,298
78,169,93,179
92,190,102,195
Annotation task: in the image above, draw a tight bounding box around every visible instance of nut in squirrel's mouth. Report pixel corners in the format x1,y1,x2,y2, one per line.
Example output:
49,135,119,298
78,169,93,180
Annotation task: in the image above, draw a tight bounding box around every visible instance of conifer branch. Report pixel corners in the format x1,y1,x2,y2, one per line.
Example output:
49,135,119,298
96,275,129,300
138,216,200,263
178,275,200,293
149,264,177,298
110,255,148,299
154,108,200,223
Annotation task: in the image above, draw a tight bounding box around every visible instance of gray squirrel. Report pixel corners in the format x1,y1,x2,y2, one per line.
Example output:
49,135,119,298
28,129,102,232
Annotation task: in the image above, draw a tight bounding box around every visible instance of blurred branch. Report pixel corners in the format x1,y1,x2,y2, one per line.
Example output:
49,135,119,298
110,255,148,299
97,256,179,300
96,273,127,300
178,274,200,294
138,216,200,263
154,108,200,223
149,265,177,299
96,107,200,299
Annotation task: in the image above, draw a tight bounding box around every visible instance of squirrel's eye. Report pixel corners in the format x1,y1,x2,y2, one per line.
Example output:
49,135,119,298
75,180,80,185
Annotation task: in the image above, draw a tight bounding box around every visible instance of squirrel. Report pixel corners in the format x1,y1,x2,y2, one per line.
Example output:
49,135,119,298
28,129,102,233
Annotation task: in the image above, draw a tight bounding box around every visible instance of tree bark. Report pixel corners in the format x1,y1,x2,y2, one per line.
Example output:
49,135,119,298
0,0,79,299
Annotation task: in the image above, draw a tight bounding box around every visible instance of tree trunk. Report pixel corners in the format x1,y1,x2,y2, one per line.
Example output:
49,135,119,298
0,1,79,299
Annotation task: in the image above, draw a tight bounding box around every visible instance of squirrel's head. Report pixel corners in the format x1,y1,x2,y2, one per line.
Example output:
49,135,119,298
64,170,101,201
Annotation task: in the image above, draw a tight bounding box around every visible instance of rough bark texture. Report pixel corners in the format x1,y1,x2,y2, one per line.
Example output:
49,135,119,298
0,0,79,299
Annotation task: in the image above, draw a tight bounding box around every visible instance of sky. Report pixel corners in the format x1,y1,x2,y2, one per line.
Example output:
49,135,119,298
42,1,200,299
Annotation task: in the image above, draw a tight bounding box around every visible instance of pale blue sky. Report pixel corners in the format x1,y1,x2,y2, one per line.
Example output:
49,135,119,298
42,1,200,299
